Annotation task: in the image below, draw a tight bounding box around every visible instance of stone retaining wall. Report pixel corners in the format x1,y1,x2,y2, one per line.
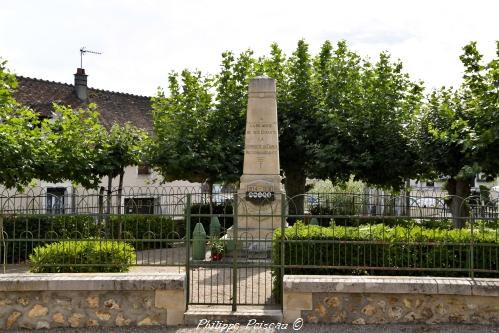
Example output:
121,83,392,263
283,275,499,325
0,273,185,329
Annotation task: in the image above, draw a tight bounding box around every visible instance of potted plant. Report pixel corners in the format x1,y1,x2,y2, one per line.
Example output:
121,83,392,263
210,239,225,261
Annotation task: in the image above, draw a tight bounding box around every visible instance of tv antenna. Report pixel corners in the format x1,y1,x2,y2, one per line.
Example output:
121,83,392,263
79,47,102,68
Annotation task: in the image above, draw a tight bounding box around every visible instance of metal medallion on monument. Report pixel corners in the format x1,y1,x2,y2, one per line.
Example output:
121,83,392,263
245,180,275,203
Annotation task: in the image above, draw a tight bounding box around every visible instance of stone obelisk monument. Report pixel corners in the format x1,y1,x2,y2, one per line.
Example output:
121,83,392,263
236,76,284,241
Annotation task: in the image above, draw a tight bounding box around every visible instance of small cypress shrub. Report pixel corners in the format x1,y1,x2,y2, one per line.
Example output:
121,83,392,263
187,202,233,236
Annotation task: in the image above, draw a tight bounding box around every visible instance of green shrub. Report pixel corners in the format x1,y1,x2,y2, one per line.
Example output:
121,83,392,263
308,205,422,227
106,215,179,250
29,240,136,273
272,221,499,298
0,214,179,264
306,208,453,229
1,215,97,263
187,202,233,236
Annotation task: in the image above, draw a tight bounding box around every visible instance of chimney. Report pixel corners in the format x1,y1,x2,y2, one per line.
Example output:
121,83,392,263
74,68,88,101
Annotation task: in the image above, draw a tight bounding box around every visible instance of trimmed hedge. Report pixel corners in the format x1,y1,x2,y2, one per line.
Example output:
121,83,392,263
272,221,499,297
0,214,178,263
1,215,97,263
307,206,455,229
29,240,136,273
107,215,178,250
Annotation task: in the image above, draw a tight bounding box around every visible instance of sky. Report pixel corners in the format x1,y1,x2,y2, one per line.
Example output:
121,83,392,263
1,0,497,97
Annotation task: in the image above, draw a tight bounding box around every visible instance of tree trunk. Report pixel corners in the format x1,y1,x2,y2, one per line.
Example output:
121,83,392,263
208,181,214,210
106,175,112,215
445,177,471,228
405,178,411,216
117,170,124,214
105,175,112,236
284,168,307,224
98,186,105,226
71,186,76,214
117,170,125,239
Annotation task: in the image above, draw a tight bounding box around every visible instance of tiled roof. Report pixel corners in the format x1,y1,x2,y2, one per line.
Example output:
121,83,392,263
13,76,153,131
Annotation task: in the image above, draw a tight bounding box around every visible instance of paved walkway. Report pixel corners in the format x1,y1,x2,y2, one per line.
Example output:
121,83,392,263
7,324,499,333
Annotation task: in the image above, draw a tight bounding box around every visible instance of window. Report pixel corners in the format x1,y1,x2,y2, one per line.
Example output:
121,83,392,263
46,187,66,214
138,164,151,175
425,181,435,187
124,197,157,214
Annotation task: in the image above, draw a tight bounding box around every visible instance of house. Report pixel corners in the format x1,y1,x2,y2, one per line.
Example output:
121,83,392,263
4,67,201,215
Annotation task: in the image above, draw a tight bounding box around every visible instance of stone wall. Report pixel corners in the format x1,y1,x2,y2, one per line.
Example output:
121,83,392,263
283,275,499,325
0,273,185,330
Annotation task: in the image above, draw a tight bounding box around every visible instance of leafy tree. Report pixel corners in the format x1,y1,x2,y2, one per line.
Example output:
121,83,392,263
273,40,321,216
37,103,106,189
418,42,499,228
0,59,43,189
151,53,256,199
151,70,217,190
311,42,424,196
208,50,257,187
96,122,148,213
152,40,422,215
1,58,148,203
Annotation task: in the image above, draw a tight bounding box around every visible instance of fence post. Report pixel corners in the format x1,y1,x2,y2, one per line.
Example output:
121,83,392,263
280,193,286,306
470,212,475,279
232,195,238,312
0,216,5,274
185,193,191,311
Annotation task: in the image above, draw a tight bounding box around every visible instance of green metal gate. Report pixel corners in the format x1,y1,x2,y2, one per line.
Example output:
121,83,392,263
185,193,285,310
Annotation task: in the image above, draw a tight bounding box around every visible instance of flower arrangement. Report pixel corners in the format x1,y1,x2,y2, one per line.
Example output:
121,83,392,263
210,239,225,261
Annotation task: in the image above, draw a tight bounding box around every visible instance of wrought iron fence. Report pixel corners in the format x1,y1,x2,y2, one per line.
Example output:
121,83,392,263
0,189,498,306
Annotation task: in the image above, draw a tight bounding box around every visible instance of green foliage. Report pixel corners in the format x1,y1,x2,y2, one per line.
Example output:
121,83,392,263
151,52,257,187
0,59,147,191
0,60,44,189
208,50,257,183
308,178,365,194
151,70,219,184
0,214,178,262
38,103,107,188
312,42,424,189
272,221,499,296
29,240,135,273
209,238,225,255
417,42,499,226
151,40,422,215
107,214,178,250
96,122,148,179
187,202,233,236
307,178,366,226
1,215,98,262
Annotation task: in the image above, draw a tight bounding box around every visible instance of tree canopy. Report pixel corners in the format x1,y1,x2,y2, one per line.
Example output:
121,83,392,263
417,41,499,227
151,40,423,214
1,60,148,191
0,60,43,189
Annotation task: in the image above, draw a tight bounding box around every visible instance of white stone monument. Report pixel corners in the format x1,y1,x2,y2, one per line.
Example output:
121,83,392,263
235,76,285,244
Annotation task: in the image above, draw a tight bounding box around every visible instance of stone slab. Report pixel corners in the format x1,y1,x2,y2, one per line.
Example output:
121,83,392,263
155,289,185,310
283,275,499,296
0,273,184,291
